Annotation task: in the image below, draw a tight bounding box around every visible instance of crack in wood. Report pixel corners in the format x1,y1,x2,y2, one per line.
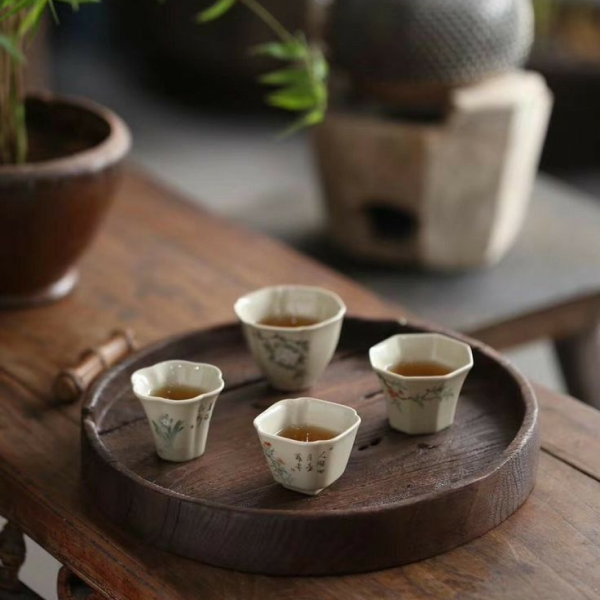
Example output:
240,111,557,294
540,447,600,484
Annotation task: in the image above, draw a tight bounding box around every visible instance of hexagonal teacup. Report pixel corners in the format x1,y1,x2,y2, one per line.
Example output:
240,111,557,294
369,333,473,435
254,397,361,495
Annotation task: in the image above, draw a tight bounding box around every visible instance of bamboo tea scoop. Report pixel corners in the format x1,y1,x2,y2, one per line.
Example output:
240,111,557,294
53,330,136,403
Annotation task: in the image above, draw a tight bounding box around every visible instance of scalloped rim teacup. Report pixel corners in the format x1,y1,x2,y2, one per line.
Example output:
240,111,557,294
132,360,224,462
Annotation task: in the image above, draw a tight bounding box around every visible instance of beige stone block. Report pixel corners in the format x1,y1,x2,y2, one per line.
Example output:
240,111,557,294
314,70,553,269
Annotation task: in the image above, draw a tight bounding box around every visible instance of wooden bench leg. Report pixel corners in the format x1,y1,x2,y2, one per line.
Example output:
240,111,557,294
555,321,600,410
0,521,26,593
0,520,44,599
57,567,107,600
0,522,105,600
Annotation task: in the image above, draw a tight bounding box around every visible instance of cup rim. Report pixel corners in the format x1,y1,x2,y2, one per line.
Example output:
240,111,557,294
253,397,361,446
369,333,474,382
131,360,225,405
234,285,346,332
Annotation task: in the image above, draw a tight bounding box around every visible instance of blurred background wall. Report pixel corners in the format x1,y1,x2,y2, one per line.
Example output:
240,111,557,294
48,0,600,176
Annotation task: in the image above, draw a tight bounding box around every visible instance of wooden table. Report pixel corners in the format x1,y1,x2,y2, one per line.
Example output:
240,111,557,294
1,168,599,600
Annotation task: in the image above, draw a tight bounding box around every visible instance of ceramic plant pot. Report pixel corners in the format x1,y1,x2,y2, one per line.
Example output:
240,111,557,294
254,397,361,495
234,285,346,391
0,94,131,308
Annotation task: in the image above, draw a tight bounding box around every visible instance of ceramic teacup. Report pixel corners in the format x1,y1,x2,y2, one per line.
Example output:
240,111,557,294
254,397,361,495
234,285,346,391
369,333,473,435
131,360,224,462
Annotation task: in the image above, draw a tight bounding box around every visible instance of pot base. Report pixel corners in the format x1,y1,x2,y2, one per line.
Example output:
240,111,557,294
0,269,79,310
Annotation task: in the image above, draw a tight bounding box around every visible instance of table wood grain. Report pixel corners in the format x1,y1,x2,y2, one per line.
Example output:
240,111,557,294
0,168,598,600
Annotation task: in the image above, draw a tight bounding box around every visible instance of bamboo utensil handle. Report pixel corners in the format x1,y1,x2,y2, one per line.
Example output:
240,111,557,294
53,330,136,403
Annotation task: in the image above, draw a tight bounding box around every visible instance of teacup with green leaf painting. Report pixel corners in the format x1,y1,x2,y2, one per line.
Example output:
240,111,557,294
132,360,224,462
234,285,346,391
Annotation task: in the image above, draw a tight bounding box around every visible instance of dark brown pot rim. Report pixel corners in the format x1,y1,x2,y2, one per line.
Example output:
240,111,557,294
0,93,131,181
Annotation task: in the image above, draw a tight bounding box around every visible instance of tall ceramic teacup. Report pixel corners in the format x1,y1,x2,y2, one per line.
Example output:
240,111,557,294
369,333,473,435
234,285,346,391
131,360,224,462
254,397,361,495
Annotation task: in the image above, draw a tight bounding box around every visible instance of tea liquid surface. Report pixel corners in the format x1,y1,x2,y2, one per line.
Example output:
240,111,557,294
259,315,320,328
390,360,453,377
151,385,206,400
277,424,339,442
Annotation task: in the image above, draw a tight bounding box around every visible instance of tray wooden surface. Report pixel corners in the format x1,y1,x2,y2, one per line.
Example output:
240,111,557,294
82,317,539,576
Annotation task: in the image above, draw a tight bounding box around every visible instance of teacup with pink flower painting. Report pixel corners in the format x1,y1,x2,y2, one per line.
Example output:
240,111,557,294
369,333,473,435
254,397,360,495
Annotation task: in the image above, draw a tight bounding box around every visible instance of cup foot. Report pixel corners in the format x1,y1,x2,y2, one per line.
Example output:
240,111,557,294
0,269,79,310
157,451,205,462
282,484,324,496
389,421,453,435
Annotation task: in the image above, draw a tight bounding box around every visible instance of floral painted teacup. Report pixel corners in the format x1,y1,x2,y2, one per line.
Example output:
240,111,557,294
254,397,361,495
234,285,346,391
369,333,473,435
131,360,224,462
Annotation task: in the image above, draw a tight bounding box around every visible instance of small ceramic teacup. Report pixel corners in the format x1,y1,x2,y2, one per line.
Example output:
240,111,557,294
254,397,361,495
234,285,346,391
369,333,473,435
131,360,224,462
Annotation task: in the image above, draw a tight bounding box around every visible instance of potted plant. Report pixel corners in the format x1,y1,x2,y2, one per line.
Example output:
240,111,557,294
0,1,131,308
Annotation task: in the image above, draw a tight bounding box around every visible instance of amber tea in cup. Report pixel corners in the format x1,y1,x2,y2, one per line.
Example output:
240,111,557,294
389,360,453,377
151,385,207,400
259,315,320,328
277,423,339,442
370,333,474,435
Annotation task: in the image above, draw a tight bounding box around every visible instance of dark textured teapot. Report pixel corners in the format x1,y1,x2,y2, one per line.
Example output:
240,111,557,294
329,0,533,86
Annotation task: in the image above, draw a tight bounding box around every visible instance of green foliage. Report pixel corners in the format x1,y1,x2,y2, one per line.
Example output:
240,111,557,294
196,0,236,22
197,0,328,136
0,0,100,164
0,0,99,56
0,31,23,60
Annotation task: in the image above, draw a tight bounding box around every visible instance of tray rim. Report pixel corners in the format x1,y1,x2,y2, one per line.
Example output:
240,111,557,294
82,316,539,518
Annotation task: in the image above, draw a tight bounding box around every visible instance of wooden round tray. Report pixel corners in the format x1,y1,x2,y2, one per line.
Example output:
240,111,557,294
82,318,539,576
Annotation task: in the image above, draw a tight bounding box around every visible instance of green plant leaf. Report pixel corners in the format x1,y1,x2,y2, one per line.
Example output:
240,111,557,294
48,0,59,23
252,40,307,61
18,0,49,37
0,0,36,23
310,49,328,81
278,109,324,138
0,34,24,61
267,85,316,111
195,0,328,136
259,67,309,86
196,0,237,23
